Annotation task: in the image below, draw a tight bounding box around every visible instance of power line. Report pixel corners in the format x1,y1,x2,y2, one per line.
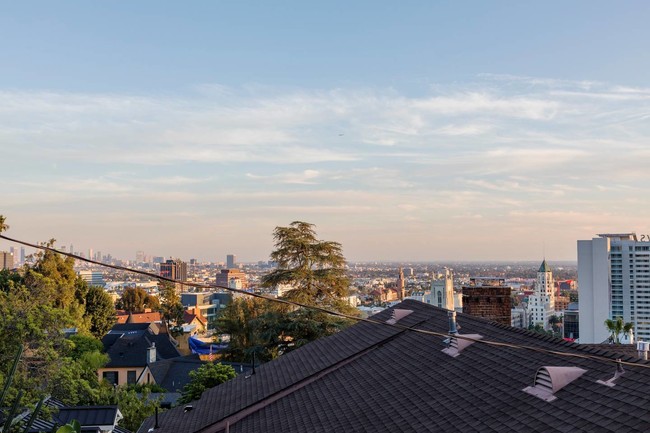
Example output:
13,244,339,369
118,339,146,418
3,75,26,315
0,233,647,370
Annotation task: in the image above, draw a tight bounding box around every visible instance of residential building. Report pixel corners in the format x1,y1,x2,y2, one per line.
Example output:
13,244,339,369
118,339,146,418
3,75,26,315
99,323,181,386
181,292,232,327
527,260,555,329
0,251,14,270
23,401,128,433
78,270,106,287
116,310,162,325
462,277,512,325
139,300,650,433
216,268,248,289
578,233,650,343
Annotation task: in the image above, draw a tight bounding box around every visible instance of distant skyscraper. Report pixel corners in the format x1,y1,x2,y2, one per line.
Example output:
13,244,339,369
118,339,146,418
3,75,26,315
153,256,165,264
70,244,74,255
578,233,650,343
527,260,556,330
88,249,93,262
136,251,145,263
227,254,237,269
160,259,188,291
20,247,25,263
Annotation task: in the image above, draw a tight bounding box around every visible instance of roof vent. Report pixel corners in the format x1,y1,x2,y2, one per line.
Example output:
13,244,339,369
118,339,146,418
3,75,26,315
637,341,649,360
184,404,193,413
441,334,482,357
385,309,413,324
523,366,587,402
596,359,624,387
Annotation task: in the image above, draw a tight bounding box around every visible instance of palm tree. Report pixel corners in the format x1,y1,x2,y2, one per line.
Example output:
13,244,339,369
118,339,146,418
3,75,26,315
604,317,634,344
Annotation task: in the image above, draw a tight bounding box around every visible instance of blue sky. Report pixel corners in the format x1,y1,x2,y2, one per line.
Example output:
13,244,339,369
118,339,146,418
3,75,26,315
2,1,650,262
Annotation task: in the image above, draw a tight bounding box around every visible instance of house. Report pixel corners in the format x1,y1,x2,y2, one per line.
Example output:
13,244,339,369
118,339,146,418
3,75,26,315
99,323,181,386
115,310,163,325
146,354,254,407
139,299,650,433
22,398,131,433
182,307,208,334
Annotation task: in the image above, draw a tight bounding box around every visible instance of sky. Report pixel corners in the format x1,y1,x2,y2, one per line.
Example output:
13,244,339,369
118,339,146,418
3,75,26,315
2,1,650,262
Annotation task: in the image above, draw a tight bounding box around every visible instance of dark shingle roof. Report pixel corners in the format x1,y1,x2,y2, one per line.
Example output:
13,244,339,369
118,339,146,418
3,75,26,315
54,406,120,427
138,300,650,433
26,404,132,433
149,354,254,393
102,328,180,368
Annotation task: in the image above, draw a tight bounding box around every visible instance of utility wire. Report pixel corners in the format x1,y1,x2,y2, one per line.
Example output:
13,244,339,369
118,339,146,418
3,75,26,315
0,233,647,370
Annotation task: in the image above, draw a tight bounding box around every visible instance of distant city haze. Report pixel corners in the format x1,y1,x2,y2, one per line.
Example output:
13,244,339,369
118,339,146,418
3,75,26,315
3,2,650,262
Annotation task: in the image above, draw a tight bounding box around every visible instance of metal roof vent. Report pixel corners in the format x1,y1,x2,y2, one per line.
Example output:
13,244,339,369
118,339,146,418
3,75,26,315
523,366,587,402
596,359,624,387
441,334,483,358
385,309,413,324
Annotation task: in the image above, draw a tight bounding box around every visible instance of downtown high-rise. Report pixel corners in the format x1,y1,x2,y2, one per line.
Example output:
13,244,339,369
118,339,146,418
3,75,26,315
578,233,650,343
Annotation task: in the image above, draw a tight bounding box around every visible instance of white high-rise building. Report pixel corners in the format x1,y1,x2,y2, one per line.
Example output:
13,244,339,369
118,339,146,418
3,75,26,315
526,260,556,330
578,233,650,343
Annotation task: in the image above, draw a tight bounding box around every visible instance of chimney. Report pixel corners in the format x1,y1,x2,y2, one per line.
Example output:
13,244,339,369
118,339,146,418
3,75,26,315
448,311,458,335
637,341,649,360
147,342,157,364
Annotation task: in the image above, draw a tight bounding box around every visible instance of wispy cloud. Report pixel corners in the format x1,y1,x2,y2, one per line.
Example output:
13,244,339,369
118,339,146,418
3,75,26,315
5,75,650,260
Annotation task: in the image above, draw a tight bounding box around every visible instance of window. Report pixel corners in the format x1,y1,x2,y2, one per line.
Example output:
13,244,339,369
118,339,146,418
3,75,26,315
437,292,442,307
103,371,118,385
127,370,137,385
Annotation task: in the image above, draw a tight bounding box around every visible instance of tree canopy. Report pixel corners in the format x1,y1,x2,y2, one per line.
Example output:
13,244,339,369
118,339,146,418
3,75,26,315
261,221,352,312
180,362,236,404
217,222,355,363
159,282,184,329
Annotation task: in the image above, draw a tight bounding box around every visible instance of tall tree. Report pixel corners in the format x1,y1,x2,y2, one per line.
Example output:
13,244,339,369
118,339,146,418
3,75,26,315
261,221,352,312
84,285,116,338
217,222,356,363
215,297,282,362
117,287,148,313
159,282,184,328
0,215,8,234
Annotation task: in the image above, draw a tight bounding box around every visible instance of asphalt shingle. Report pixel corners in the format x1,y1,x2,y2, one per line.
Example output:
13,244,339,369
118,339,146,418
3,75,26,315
138,300,650,433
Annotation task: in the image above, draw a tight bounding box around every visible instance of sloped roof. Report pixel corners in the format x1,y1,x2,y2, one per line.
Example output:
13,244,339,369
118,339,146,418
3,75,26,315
539,259,551,273
138,300,650,433
26,405,131,433
116,311,162,324
102,326,180,368
54,406,120,427
149,354,254,393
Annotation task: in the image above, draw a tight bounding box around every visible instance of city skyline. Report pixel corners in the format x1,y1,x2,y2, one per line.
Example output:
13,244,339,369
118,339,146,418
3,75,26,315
3,2,650,262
